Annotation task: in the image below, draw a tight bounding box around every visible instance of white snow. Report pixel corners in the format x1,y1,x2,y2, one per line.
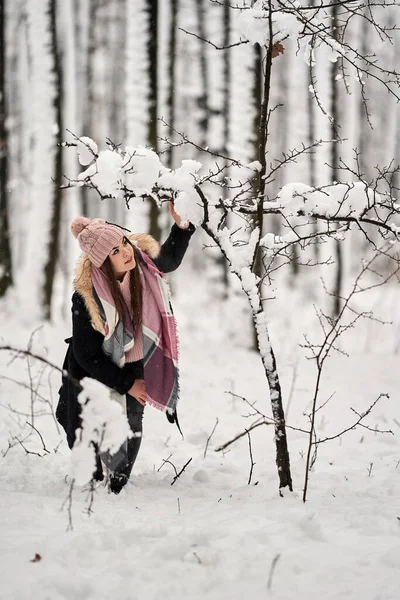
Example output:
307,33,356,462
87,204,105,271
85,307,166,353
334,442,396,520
1,278,400,600
91,150,125,200
236,3,303,48
76,136,98,166
275,181,384,222
158,160,204,226
124,146,162,195
71,379,133,486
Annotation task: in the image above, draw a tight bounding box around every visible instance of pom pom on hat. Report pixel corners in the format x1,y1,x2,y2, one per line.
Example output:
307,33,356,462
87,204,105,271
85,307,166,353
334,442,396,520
71,216,91,238
70,216,125,268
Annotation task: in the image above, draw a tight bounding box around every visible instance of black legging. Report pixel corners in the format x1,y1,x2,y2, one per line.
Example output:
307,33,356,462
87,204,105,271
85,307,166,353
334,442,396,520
100,394,145,479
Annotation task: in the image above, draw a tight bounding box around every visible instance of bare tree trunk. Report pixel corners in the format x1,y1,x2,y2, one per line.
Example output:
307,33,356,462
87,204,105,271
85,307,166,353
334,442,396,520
166,0,178,168
195,0,209,146
43,0,63,319
220,0,231,296
331,2,342,317
356,8,369,181
307,8,320,264
254,313,293,492
81,0,97,216
251,5,292,492
146,0,161,240
251,43,263,350
199,177,293,493
0,0,12,297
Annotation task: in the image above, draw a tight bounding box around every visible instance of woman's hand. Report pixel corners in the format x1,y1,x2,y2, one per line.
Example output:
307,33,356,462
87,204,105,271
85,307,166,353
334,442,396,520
128,379,147,406
169,202,189,229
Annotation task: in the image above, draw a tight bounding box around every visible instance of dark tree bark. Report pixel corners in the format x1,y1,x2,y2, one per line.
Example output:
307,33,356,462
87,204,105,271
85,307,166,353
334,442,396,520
356,7,369,182
195,0,209,146
307,0,320,264
251,42,263,350
43,0,63,319
253,6,292,492
166,0,178,168
146,0,161,240
219,0,231,295
147,0,158,153
0,0,13,297
330,3,343,318
222,0,230,159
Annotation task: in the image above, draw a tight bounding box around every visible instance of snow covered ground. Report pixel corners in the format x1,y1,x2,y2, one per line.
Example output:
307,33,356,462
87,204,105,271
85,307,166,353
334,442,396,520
1,281,400,600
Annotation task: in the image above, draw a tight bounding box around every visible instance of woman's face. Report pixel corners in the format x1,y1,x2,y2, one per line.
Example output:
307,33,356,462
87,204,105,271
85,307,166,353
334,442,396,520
108,236,136,278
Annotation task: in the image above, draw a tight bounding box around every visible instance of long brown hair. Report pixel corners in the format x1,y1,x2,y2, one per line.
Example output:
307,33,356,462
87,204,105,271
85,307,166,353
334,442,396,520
101,242,143,335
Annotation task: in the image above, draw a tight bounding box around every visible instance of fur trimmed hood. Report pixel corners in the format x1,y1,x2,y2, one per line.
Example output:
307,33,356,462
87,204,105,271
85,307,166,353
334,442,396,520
73,233,160,334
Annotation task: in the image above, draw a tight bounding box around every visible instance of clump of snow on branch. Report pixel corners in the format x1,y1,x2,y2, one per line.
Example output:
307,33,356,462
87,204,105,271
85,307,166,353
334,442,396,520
276,181,377,218
124,146,162,197
216,226,260,272
92,151,125,200
77,137,98,166
260,230,299,257
240,268,260,313
236,1,346,69
71,378,132,486
158,160,203,225
70,136,204,225
255,311,274,371
244,160,262,173
236,2,302,47
214,226,261,311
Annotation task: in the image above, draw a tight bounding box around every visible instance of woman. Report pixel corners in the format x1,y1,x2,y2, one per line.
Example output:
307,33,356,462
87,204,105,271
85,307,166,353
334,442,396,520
57,203,195,493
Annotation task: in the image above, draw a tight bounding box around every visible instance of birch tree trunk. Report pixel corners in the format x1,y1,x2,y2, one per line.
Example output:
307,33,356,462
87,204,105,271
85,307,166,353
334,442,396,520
125,0,152,233
14,0,57,322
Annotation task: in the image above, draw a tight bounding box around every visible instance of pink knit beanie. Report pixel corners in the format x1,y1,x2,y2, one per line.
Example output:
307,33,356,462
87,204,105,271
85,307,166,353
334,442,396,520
71,217,124,268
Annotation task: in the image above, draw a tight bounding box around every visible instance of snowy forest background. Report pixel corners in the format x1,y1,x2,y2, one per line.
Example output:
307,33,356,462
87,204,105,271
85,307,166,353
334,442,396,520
2,0,400,322
1,1,400,599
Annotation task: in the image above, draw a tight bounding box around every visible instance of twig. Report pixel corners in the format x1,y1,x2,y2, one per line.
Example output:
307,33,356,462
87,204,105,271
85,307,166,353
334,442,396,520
0,345,80,387
215,421,269,452
246,430,255,485
314,394,392,444
178,27,249,51
204,418,219,458
15,435,44,457
171,458,193,486
2,433,32,457
61,479,75,532
0,375,51,403
26,421,50,454
158,456,177,475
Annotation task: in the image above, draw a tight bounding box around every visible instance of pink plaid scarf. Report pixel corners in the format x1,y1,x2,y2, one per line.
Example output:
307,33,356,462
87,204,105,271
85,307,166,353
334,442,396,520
91,249,179,413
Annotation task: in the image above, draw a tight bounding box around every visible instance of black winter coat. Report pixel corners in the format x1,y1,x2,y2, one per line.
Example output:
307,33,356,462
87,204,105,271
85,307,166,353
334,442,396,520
56,223,195,448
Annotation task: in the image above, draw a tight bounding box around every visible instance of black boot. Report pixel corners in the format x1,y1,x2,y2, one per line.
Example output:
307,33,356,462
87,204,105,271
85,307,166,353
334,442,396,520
109,473,128,494
92,445,104,482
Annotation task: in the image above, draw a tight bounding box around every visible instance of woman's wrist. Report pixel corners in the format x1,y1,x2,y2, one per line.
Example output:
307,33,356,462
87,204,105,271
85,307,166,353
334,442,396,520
176,221,190,230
